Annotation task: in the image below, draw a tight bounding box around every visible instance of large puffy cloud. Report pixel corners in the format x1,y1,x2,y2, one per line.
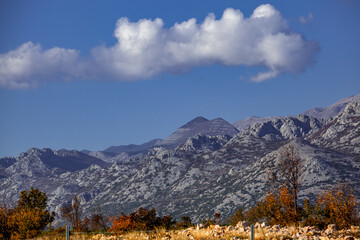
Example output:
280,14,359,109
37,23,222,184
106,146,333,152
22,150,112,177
0,4,319,89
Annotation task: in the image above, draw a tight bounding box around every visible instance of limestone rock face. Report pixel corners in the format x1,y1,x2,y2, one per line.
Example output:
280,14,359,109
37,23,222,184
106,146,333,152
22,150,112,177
177,134,231,152
233,114,325,142
306,100,360,154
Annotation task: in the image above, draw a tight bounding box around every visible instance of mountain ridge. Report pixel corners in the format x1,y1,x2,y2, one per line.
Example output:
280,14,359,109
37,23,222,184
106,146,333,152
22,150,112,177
302,93,360,119
0,94,359,224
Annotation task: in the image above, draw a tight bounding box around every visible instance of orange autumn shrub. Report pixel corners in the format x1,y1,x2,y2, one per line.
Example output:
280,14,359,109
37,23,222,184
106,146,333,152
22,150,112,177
8,208,47,239
0,205,12,240
245,185,299,225
277,185,297,224
0,188,54,240
318,183,359,229
109,207,176,233
109,214,137,233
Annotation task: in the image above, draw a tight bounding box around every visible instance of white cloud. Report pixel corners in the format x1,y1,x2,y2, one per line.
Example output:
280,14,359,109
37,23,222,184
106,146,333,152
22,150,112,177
299,13,314,24
0,4,320,89
0,42,84,89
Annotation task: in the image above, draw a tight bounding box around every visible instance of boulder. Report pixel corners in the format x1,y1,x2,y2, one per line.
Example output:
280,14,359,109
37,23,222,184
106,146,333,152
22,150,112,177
214,224,222,230
350,226,359,231
301,226,310,233
196,223,205,230
327,224,337,230
186,232,195,240
261,222,269,228
324,228,333,236
236,221,248,228
272,225,281,230
225,226,234,232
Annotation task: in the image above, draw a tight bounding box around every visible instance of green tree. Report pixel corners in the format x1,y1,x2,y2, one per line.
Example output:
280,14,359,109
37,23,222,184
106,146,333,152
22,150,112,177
17,187,48,210
302,198,329,229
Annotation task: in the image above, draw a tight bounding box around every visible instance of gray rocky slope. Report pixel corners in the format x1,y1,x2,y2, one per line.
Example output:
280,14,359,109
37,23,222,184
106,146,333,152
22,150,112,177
233,116,282,131
302,93,360,119
0,98,359,224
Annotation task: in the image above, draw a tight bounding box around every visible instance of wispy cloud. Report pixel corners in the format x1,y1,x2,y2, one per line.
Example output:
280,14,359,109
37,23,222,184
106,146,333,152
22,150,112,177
299,13,314,24
0,4,320,89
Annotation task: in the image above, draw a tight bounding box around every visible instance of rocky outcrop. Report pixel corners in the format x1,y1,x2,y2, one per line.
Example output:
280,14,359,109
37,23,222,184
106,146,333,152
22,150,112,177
239,114,324,140
176,134,231,152
306,100,360,154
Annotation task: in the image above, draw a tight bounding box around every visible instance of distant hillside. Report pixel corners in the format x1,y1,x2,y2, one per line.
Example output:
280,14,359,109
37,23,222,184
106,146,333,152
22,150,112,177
104,138,162,153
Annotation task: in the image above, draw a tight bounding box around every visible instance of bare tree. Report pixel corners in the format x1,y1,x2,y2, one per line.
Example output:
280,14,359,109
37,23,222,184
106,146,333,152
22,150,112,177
90,205,108,230
267,144,304,222
60,196,82,231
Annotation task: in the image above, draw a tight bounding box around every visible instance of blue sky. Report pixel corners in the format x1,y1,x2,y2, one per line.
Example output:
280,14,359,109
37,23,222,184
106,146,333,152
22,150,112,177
0,0,359,157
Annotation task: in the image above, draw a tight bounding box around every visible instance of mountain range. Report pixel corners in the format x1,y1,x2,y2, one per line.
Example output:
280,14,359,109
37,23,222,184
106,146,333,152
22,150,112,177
1,94,359,224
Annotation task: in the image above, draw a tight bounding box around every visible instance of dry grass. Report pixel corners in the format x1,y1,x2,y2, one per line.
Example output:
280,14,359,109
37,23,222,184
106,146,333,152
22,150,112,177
29,225,360,240
31,229,247,240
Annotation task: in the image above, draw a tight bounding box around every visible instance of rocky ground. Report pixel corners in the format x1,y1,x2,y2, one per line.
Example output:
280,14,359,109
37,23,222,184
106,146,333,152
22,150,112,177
33,223,360,240
91,223,360,240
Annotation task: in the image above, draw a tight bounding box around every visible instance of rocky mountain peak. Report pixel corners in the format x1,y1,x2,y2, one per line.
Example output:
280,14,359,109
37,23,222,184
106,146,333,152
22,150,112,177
156,116,239,148
21,148,52,157
180,116,209,128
